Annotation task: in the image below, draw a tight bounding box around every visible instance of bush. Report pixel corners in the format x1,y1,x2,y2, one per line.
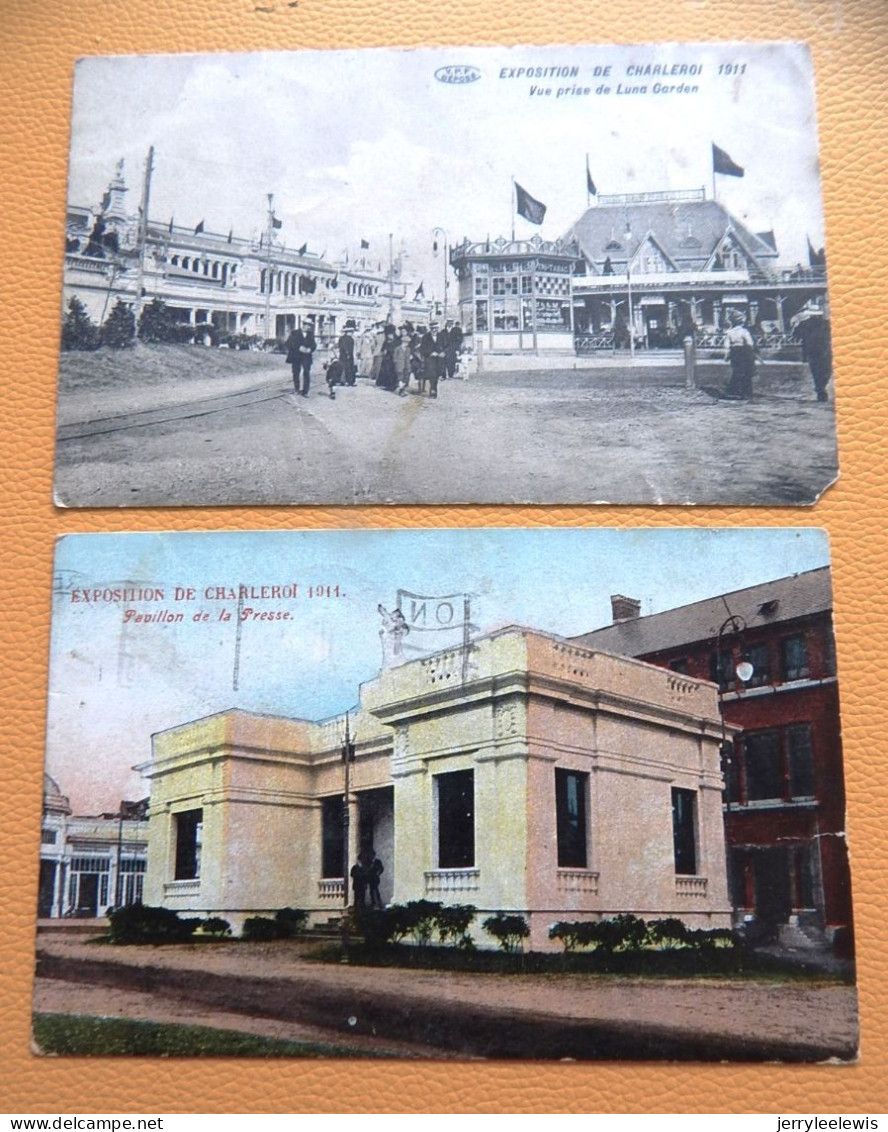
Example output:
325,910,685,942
107,904,200,945
274,907,308,938
548,916,735,957
138,298,194,344
435,904,477,948
483,913,530,953
241,916,279,941
199,916,231,938
61,296,100,351
101,299,135,348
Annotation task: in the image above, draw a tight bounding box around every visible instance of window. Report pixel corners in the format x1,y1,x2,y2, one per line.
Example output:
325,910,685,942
744,642,771,687
474,275,489,296
174,808,202,880
436,770,474,869
782,635,810,681
787,724,815,798
474,299,488,332
671,788,697,875
738,724,816,805
709,649,735,690
668,658,689,675
744,729,783,801
492,276,518,296
555,769,588,868
41,829,57,845
321,795,344,878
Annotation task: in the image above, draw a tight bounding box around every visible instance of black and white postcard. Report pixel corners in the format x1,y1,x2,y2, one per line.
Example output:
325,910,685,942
55,43,836,506
36,528,856,1059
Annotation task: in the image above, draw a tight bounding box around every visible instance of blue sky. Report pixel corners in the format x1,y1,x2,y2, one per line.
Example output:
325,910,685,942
67,44,826,308
45,527,829,811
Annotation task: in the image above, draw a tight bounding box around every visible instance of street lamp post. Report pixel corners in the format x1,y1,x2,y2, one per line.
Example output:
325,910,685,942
715,614,754,813
340,713,356,963
432,227,449,323
623,222,636,360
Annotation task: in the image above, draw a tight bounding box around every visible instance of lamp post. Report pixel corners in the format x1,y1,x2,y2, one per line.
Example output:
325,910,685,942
623,222,635,359
340,713,356,963
432,227,449,323
715,614,754,813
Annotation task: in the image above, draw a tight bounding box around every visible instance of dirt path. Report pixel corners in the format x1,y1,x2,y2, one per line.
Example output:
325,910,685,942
35,936,858,1060
54,364,838,507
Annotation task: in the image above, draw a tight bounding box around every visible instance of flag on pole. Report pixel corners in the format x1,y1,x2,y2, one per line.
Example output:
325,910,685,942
515,182,547,225
227,228,233,244
297,242,308,255
807,237,826,267
194,219,205,234
168,217,174,234
272,215,282,230
413,282,425,300
360,238,370,249
586,159,597,196
712,143,744,178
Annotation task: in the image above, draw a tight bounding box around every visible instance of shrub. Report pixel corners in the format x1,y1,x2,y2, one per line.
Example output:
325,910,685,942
646,918,690,948
241,916,279,941
435,904,477,948
61,296,100,351
107,904,200,945
483,913,530,953
274,907,308,938
138,298,193,344
199,916,231,938
101,299,135,348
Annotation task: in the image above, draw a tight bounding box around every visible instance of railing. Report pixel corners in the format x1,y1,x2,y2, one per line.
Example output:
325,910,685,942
575,332,615,353
556,869,600,895
675,876,708,898
163,879,200,896
424,868,481,895
318,878,345,901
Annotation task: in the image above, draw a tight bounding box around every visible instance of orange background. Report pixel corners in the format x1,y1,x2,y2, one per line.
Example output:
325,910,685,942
2,0,887,1114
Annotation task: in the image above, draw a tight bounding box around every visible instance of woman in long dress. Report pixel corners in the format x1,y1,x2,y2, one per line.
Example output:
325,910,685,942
722,309,757,399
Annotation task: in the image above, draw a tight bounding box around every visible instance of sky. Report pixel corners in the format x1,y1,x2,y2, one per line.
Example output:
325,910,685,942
44,528,830,812
66,43,827,306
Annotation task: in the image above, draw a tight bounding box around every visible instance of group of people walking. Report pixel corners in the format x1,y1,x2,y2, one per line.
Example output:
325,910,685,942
284,317,465,403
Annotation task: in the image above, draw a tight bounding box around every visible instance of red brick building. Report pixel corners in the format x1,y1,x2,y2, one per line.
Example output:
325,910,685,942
572,567,851,950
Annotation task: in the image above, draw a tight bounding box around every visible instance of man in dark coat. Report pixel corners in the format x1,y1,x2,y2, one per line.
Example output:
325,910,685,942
420,322,446,398
338,325,356,386
285,318,317,397
443,319,464,380
792,302,833,402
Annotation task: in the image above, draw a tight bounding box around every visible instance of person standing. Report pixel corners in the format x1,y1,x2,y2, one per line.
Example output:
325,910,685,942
722,309,757,400
420,321,445,399
338,324,356,386
367,850,384,908
443,319,463,380
792,301,833,402
285,317,317,397
376,325,399,391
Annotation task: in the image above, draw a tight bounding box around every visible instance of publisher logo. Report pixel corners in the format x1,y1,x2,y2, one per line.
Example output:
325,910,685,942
434,65,482,85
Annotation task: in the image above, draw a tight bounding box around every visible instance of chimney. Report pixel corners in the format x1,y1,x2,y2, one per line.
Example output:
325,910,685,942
610,594,641,623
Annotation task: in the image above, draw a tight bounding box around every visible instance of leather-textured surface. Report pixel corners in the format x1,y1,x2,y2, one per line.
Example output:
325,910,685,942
2,0,887,1114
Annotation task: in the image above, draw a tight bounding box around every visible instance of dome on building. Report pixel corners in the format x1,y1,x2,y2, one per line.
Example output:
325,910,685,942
43,773,71,816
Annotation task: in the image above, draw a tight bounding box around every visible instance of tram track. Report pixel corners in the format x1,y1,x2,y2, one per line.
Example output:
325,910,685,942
56,381,290,442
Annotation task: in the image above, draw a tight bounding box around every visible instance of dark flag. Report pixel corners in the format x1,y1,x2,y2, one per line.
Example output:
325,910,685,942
712,143,744,178
586,159,597,197
413,282,425,300
360,238,370,249
515,181,547,225
807,237,826,267
227,228,233,244
272,216,282,230
168,217,174,235
194,219,205,234
298,242,308,255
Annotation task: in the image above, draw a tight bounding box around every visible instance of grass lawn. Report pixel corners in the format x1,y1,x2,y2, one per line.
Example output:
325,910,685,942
32,1013,387,1058
58,342,281,395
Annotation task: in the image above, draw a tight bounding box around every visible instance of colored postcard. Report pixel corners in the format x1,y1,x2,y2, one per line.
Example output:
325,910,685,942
36,528,856,1060
55,43,836,506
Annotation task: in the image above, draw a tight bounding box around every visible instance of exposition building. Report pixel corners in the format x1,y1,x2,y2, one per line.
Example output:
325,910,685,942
138,626,732,949
451,188,828,357
64,161,432,348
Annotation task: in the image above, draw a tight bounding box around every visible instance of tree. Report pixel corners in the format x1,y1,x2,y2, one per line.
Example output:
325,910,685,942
138,298,186,344
61,296,100,351
101,300,136,348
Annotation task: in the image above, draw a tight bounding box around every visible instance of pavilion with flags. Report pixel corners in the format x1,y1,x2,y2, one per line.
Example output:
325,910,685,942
62,160,431,348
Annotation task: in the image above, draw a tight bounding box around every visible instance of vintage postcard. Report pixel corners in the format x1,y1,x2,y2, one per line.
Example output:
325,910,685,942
36,528,856,1060
55,43,836,507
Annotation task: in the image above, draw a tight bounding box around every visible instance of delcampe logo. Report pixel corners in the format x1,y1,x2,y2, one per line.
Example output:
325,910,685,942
434,65,482,84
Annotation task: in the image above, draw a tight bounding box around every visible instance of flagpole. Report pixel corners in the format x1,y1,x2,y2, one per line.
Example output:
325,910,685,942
586,152,590,208
511,176,515,242
133,145,154,327
264,193,274,340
